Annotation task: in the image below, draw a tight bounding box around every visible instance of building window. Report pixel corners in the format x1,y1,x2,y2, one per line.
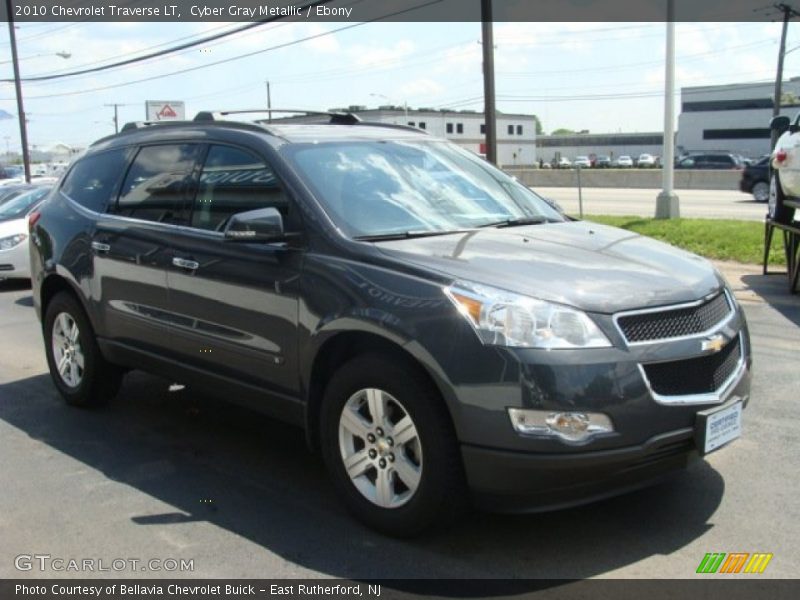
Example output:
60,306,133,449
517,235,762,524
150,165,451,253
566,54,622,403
480,124,485,134
418,122,426,129
517,125,523,135
407,121,415,127
508,125,514,135
446,123,453,134
456,123,463,134
702,128,770,140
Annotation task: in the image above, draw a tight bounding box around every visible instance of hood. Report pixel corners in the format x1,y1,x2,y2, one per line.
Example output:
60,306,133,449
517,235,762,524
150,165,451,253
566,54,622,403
0,217,26,238
375,221,722,314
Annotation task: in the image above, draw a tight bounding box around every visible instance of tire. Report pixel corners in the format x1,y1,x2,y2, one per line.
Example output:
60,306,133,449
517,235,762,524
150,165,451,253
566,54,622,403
752,180,769,203
769,170,796,224
320,355,467,537
44,291,123,408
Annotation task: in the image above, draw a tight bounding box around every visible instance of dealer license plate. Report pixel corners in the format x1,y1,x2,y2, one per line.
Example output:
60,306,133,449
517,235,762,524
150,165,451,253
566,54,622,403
697,401,742,455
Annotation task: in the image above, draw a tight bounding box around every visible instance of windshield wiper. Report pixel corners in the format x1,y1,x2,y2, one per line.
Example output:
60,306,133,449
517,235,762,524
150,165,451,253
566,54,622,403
478,216,555,228
353,229,469,242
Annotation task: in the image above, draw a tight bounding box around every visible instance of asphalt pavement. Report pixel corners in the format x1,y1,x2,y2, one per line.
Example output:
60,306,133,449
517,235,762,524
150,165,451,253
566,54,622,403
0,266,798,582
536,187,766,221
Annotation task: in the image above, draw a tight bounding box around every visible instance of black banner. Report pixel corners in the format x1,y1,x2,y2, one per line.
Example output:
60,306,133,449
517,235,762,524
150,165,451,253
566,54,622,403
0,0,792,23
2,580,800,600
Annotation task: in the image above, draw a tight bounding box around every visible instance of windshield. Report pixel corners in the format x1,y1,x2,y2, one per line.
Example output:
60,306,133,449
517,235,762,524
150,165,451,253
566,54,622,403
284,140,564,238
0,187,50,220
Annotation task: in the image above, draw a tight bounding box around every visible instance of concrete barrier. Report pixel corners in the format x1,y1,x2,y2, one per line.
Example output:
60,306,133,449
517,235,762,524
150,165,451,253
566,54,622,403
504,167,741,190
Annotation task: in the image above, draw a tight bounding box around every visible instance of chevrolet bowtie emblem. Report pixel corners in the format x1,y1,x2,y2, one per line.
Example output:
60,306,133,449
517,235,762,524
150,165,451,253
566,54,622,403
701,335,725,353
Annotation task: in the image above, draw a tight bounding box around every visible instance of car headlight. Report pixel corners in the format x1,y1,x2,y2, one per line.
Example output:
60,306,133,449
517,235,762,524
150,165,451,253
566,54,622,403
445,282,611,349
0,233,27,251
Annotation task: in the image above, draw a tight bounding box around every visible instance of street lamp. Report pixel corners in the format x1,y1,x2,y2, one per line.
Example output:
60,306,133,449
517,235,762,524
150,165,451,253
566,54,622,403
0,51,71,65
5,1,70,183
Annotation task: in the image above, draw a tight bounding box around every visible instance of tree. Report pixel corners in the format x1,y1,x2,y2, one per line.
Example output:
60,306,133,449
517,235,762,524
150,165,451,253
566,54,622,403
532,115,543,135
551,128,576,135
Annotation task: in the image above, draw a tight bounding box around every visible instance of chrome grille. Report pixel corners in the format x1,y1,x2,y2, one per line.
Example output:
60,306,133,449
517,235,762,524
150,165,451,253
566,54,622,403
617,293,732,344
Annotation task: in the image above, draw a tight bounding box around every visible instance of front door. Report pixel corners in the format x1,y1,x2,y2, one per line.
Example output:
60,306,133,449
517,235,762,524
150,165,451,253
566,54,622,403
163,144,303,404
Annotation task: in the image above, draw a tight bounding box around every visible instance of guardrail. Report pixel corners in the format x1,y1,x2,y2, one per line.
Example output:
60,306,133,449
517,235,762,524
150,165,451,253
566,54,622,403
504,167,741,191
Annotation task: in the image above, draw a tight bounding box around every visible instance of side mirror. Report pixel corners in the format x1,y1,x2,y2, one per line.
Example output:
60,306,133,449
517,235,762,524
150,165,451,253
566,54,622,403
223,207,286,242
770,115,791,134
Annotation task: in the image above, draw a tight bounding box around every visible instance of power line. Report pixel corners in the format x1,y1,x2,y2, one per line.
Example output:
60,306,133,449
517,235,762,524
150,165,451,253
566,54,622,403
24,22,246,79
0,0,443,101
2,0,334,84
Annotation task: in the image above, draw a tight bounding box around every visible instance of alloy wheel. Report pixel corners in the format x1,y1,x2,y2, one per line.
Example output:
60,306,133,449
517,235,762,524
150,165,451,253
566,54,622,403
51,312,84,388
338,388,423,509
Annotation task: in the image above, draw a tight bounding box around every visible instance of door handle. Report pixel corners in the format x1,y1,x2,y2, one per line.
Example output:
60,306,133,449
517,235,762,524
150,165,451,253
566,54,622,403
91,241,110,253
172,257,200,271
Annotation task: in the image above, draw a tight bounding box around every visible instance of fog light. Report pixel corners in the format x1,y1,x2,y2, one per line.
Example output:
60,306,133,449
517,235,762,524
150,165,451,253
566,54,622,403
508,408,614,443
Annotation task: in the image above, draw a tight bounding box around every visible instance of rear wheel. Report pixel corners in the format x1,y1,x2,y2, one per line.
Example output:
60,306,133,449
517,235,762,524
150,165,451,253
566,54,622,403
320,355,467,536
44,292,123,407
752,180,769,203
769,171,796,223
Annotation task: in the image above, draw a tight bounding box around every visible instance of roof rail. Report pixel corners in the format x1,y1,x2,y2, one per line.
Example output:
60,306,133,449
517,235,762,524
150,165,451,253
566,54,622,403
194,109,361,125
120,120,187,132
356,121,429,135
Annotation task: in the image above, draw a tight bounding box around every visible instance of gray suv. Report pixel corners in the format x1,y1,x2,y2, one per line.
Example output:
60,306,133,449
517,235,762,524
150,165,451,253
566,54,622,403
29,111,751,536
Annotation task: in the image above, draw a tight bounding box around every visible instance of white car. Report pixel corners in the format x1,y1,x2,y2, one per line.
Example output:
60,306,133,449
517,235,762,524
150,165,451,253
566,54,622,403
556,156,572,168
614,155,634,168
573,156,592,168
0,187,51,279
769,115,800,223
637,153,656,168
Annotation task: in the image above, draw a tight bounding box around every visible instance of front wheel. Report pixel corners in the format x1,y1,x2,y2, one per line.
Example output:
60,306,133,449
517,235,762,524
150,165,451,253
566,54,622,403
320,355,467,536
44,292,123,407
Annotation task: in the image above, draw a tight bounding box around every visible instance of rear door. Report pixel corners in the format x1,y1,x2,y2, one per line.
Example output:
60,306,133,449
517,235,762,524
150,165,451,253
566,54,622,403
163,144,304,402
92,143,202,353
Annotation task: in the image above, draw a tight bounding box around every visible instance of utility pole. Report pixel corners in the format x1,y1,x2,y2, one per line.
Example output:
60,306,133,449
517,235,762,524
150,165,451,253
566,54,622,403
266,80,272,123
6,0,31,183
656,0,679,219
104,103,125,134
481,0,497,166
772,3,800,147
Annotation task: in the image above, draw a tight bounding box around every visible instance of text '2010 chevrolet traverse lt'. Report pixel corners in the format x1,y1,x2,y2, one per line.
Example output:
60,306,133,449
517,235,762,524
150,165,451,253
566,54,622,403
29,111,751,536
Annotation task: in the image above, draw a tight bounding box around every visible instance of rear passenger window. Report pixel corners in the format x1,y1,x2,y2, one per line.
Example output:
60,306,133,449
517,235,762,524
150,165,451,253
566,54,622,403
61,148,132,212
190,145,288,231
117,144,201,224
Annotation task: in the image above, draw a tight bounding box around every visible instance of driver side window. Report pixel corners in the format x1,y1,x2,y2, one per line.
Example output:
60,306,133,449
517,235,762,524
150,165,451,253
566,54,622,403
190,145,289,231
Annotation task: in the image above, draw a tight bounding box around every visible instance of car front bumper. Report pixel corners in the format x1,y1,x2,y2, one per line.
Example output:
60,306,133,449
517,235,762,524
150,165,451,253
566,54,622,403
0,242,30,279
460,369,750,513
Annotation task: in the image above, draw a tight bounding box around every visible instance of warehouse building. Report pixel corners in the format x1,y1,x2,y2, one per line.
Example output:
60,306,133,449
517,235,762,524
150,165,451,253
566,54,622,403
276,107,538,167
676,78,800,158
535,132,664,165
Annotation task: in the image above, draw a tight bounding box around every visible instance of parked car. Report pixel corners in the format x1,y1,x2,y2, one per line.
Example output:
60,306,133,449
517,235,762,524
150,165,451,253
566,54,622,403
0,184,38,205
613,155,634,168
675,153,743,170
0,186,51,279
555,156,572,168
768,115,800,223
594,155,612,168
738,156,769,203
573,156,592,168
1,165,22,180
637,153,656,168
29,113,751,536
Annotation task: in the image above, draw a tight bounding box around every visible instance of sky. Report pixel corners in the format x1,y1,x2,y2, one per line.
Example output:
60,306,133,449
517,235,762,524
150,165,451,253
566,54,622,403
0,19,794,153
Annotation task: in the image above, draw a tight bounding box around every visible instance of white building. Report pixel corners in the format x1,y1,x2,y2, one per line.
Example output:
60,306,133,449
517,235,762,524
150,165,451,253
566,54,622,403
277,107,538,167
677,79,800,159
